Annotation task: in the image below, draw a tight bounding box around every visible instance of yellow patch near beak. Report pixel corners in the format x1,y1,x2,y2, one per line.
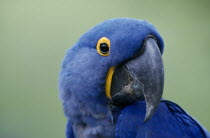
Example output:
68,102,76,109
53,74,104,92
105,66,115,99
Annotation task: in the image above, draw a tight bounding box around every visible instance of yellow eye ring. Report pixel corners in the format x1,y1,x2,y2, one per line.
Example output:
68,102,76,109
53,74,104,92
96,37,110,56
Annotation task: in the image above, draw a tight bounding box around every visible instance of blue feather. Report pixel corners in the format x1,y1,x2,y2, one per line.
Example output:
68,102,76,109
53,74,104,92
59,18,209,138
116,100,209,138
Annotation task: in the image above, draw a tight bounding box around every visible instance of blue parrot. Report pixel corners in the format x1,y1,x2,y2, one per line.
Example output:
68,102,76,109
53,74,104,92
59,18,209,138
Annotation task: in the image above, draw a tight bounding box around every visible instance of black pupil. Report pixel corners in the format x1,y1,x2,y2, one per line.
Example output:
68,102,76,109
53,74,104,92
100,43,109,54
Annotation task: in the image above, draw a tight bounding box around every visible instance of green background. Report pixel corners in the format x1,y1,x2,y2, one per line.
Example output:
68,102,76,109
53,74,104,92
1,0,210,137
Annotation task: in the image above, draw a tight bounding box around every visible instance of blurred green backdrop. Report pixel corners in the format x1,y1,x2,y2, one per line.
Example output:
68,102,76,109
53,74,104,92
0,0,210,138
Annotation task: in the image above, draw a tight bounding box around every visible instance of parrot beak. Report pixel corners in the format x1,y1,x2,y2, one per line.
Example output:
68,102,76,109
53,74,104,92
107,37,164,122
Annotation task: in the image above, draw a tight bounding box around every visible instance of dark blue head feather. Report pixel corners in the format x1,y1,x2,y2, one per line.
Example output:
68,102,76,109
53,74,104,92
59,18,164,126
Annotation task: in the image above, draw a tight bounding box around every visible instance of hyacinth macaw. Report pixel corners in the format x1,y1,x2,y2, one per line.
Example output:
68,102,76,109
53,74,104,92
59,18,209,138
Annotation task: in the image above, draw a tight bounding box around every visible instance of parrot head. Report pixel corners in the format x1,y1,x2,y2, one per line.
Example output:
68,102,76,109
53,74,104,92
59,18,164,122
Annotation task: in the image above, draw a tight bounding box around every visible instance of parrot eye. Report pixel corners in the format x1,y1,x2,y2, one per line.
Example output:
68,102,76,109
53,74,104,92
100,43,109,54
96,37,110,56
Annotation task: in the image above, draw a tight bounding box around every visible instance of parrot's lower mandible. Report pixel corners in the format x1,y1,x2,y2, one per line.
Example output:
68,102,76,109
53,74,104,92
59,18,210,138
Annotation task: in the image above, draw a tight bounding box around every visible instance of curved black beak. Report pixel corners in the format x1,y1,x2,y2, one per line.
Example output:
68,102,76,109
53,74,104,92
110,37,164,122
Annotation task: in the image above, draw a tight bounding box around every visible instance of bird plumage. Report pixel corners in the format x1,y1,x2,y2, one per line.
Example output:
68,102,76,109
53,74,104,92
59,18,209,138
116,100,209,138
